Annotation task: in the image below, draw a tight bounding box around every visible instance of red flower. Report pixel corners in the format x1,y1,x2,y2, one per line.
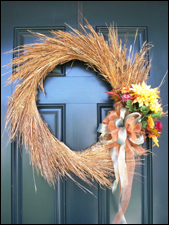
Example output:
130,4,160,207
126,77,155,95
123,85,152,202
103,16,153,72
121,93,134,102
155,121,163,132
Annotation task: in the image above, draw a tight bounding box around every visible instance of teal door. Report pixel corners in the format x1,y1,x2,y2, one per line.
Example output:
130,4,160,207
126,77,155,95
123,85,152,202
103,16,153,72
1,1,168,224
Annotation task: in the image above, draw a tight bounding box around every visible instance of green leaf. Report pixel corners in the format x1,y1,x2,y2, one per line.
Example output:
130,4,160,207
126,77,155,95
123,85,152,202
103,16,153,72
143,110,150,116
126,99,132,106
126,99,134,112
144,110,163,118
140,105,150,112
126,104,134,112
151,110,162,118
133,104,137,111
141,120,147,128
133,104,139,111
140,105,150,115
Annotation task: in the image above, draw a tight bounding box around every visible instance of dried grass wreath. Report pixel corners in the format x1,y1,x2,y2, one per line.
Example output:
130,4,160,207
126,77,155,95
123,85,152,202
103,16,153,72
4,20,166,224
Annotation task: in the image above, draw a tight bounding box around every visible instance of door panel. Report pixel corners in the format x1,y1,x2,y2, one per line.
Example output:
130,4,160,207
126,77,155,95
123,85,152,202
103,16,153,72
14,27,65,77
1,1,168,224
22,105,65,224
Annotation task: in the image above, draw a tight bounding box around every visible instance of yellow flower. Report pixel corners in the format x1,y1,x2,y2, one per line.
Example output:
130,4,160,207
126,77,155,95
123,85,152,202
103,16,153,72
149,100,162,113
149,127,161,137
147,115,154,129
152,135,159,147
148,133,159,147
130,81,161,112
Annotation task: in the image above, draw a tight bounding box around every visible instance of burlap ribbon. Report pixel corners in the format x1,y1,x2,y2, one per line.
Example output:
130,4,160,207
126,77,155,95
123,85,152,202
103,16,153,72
97,108,146,224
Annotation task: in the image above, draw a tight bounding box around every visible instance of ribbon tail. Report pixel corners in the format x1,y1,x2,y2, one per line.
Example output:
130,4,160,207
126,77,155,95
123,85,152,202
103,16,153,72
113,140,135,224
118,143,128,195
118,187,127,224
121,214,127,224
118,178,121,198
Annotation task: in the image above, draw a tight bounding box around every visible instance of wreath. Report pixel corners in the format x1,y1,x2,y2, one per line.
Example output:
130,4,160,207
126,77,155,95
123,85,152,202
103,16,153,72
4,21,166,224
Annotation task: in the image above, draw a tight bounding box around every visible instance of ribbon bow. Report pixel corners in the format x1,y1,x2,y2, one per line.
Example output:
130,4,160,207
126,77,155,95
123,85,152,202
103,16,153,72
97,107,146,224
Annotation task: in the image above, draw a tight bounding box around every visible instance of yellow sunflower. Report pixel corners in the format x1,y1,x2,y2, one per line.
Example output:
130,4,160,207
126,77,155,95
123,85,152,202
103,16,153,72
130,81,162,112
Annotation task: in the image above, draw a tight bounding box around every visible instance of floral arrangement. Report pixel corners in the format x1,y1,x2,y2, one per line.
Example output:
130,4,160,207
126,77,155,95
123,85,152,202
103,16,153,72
3,19,167,224
106,81,164,147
